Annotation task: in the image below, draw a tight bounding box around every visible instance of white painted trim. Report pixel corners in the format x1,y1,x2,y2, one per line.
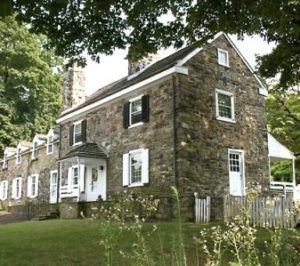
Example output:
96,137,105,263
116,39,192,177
128,182,144,188
27,174,39,198
73,120,83,146
46,135,54,155
12,177,22,200
57,66,188,123
128,122,144,129
258,87,268,96
217,48,229,67
215,89,235,123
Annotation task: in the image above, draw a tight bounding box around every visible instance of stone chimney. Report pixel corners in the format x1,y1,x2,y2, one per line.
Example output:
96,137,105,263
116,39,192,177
63,62,86,110
128,53,160,76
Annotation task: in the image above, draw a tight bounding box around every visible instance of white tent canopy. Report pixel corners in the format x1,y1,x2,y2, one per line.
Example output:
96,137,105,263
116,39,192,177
268,133,295,160
268,133,296,196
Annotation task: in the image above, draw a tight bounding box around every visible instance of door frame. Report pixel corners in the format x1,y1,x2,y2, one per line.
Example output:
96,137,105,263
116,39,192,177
228,149,246,196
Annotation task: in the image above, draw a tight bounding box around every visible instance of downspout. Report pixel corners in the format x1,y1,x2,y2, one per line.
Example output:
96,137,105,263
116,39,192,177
172,74,179,189
56,124,63,213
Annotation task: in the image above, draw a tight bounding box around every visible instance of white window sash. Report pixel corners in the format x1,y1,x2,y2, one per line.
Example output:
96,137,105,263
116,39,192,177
123,148,149,187
215,89,235,123
218,48,229,67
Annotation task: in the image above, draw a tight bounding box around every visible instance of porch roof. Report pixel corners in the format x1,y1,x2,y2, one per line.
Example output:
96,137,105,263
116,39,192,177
59,142,108,161
268,133,294,160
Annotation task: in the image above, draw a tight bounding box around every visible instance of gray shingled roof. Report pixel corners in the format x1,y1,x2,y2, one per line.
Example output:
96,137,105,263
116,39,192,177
60,44,197,118
59,142,108,160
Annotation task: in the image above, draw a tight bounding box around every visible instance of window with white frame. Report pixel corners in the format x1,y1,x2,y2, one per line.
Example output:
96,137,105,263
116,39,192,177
215,89,235,122
16,148,21,164
130,97,143,126
27,175,38,198
123,148,149,187
50,170,58,203
72,166,79,186
123,95,149,128
69,120,86,146
218,48,229,67
12,177,22,199
47,135,54,154
0,180,8,200
2,153,8,169
32,141,39,159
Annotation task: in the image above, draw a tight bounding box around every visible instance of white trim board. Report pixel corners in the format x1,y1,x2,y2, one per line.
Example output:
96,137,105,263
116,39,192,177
57,66,188,123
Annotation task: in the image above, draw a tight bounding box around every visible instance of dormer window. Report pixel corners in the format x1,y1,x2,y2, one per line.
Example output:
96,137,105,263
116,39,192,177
218,48,229,67
32,141,39,159
3,153,8,169
47,135,54,155
69,120,87,146
123,95,149,129
16,148,21,164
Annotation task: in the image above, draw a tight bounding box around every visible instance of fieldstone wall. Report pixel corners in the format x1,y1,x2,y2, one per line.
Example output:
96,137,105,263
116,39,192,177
175,34,269,220
59,35,269,221
0,143,59,214
60,78,178,218
63,63,86,110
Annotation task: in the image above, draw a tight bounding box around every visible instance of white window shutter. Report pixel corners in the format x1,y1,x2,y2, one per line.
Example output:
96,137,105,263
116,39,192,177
19,179,22,198
68,167,72,188
141,149,149,184
12,179,16,199
4,181,8,200
79,165,85,192
27,176,31,197
123,153,129,186
35,175,39,197
0,182,3,200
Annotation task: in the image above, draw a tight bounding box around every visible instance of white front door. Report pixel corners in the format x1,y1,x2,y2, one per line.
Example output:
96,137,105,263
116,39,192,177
86,162,106,201
50,170,58,203
229,150,245,196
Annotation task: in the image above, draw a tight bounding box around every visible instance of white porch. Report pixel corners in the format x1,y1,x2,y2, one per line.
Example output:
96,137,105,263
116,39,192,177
268,133,298,200
58,143,108,202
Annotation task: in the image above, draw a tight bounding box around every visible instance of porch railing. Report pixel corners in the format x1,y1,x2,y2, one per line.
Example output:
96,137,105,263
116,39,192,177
60,184,80,198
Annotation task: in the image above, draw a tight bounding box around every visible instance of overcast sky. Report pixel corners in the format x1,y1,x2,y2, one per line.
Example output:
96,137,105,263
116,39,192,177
84,35,275,95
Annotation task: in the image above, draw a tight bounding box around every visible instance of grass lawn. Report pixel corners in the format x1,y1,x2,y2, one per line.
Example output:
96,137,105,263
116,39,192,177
0,219,299,266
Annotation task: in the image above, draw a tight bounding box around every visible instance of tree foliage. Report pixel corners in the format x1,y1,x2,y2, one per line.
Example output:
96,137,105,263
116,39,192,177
0,15,62,154
1,0,299,89
267,87,300,181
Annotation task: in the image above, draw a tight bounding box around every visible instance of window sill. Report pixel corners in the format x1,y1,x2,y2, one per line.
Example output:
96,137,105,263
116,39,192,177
218,63,230,68
216,117,235,123
128,182,144,188
28,195,38,199
128,122,144,129
47,152,54,156
73,141,83,147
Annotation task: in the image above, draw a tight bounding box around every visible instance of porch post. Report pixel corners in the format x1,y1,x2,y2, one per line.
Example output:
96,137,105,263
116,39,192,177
292,157,296,187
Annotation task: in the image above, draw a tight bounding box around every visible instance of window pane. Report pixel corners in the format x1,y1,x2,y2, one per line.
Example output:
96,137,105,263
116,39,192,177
130,99,142,125
230,153,240,172
73,167,79,185
74,123,82,143
130,152,142,183
218,51,228,66
218,93,232,118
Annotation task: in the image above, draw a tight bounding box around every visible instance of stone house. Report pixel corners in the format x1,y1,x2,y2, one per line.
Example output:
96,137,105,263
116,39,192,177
0,129,59,215
56,33,269,220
